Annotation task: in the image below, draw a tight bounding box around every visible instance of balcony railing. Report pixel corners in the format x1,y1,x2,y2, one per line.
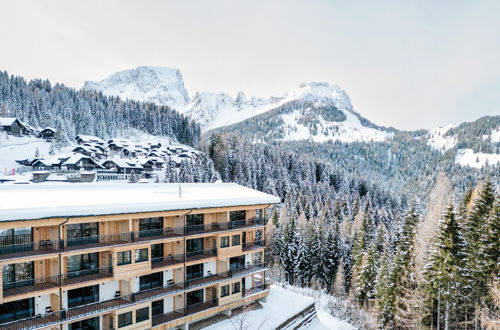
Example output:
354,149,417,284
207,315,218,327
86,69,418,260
0,263,268,329
242,283,270,297
62,266,113,286
3,274,60,297
185,248,217,262
242,240,265,252
2,267,114,298
152,299,218,327
0,218,265,259
151,253,185,268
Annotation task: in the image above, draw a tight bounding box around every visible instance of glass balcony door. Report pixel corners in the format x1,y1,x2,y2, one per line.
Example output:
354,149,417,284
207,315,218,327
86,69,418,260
67,284,99,308
67,223,99,246
67,253,99,277
139,217,163,238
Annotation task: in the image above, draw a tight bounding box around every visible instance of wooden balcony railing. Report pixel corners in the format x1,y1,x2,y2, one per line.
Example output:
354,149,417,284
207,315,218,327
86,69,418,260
242,240,265,252
0,263,268,329
0,218,265,259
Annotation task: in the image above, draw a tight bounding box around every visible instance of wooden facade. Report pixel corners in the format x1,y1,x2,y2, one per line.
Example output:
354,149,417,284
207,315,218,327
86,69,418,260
0,203,272,329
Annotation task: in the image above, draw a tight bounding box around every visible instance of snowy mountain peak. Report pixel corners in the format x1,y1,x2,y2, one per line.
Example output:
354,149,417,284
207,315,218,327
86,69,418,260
83,66,190,110
288,82,353,111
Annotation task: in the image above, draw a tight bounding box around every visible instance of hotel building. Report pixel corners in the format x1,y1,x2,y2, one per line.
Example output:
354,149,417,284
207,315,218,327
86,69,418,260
0,183,279,330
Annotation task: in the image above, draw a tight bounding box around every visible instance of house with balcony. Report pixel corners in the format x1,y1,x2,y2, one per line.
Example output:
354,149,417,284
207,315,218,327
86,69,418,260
0,183,278,330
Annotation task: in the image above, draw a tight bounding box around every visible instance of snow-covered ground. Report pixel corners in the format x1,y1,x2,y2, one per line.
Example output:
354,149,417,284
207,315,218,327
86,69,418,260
280,108,392,143
489,128,500,143
427,124,457,152
0,133,53,174
455,148,500,168
203,285,354,330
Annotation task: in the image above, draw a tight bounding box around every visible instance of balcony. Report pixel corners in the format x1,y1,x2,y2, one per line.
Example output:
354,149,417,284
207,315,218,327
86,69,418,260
151,253,185,269
184,218,264,237
242,283,270,297
3,274,60,298
0,238,60,260
2,267,114,299
242,240,265,252
62,266,113,286
151,299,218,327
63,232,133,251
185,248,217,262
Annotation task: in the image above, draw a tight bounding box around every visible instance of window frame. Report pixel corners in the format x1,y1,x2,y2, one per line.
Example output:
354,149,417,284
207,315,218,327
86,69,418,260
117,251,132,266
220,236,229,248
221,285,230,297
136,306,149,323
118,311,133,328
232,282,241,294
231,234,241,246
135,248,149,263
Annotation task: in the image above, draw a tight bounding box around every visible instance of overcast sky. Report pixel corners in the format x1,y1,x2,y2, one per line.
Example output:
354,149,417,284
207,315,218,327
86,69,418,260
1,0,499,129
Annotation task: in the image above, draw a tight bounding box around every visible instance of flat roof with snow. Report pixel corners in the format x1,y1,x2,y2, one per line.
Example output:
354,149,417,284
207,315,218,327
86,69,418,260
0,183,280,222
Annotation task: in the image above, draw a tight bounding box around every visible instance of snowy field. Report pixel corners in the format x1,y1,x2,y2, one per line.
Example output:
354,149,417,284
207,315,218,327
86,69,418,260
455,148,500,168
203,285,353,330
0,134,52,174
427,124,457,152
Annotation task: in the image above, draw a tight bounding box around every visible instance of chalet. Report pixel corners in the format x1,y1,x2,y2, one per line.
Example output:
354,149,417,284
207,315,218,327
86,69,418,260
0,117,29,136
62,154,102,171
101,159,144,174
39,127,57,140
75,134,105,146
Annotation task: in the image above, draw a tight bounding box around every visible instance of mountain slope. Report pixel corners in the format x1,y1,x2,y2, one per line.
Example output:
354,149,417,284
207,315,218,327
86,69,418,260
84,66,190,110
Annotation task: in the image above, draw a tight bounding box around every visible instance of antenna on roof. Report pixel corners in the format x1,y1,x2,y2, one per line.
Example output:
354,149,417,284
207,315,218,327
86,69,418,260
178,183,182,198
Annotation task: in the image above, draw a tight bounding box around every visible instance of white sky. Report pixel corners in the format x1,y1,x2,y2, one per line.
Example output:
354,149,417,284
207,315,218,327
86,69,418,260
0,0,499,130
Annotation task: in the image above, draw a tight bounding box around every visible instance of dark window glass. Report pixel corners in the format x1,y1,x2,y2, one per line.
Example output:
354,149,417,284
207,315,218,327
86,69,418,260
68,316,99,330
230,211,246,221
221,285,229,297
186,214,204,226
152,299,164,317
67,253,99,273
232,282,241,294
135,248,148,262
220,236,229,248
0,297,34,324
118,311,132,328
117,251,131,265
67,223,99,239
186,289,204,306
186,263,203,280
67,285,99,308
136,307,149,322
151,244,163,259
229,256,245,270
3,261,34,285
186,238,203,253
138,217,163,238
232,235,240,246
139,272,163,291
0,228,32,245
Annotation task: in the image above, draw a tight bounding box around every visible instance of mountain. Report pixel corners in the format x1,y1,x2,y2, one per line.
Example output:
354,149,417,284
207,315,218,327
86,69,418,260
84,67,394,141
84,66,190,111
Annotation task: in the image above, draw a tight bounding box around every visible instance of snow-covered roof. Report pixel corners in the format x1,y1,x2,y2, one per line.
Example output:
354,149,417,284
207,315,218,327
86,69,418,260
0,183,280,221
75,134,105,145
0,117,18,126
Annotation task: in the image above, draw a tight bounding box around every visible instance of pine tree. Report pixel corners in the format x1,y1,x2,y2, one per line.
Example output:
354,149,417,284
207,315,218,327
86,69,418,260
425,204,467,330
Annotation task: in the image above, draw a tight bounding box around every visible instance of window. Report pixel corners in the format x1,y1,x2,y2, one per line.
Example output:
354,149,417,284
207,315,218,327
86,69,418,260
139,217,163,237
139,272,163,291
0,297,34,324
0,228,32,245
136,307,149,322
67,285,99,308
151,244,163,259
232,282,241,294
152,299,164,317
221,285,230,297
186,214,204,226
118,311,132,328
68,317,99,330
186,289,204,306
117,251,131,266
186,238,203,253
229,256,245,270
232,235,240,246
186,263,203,280
135,248,148,262
67,253,99,273
3,262,34,287
66,223,98,243
230,210,246,221
220,236,229,248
